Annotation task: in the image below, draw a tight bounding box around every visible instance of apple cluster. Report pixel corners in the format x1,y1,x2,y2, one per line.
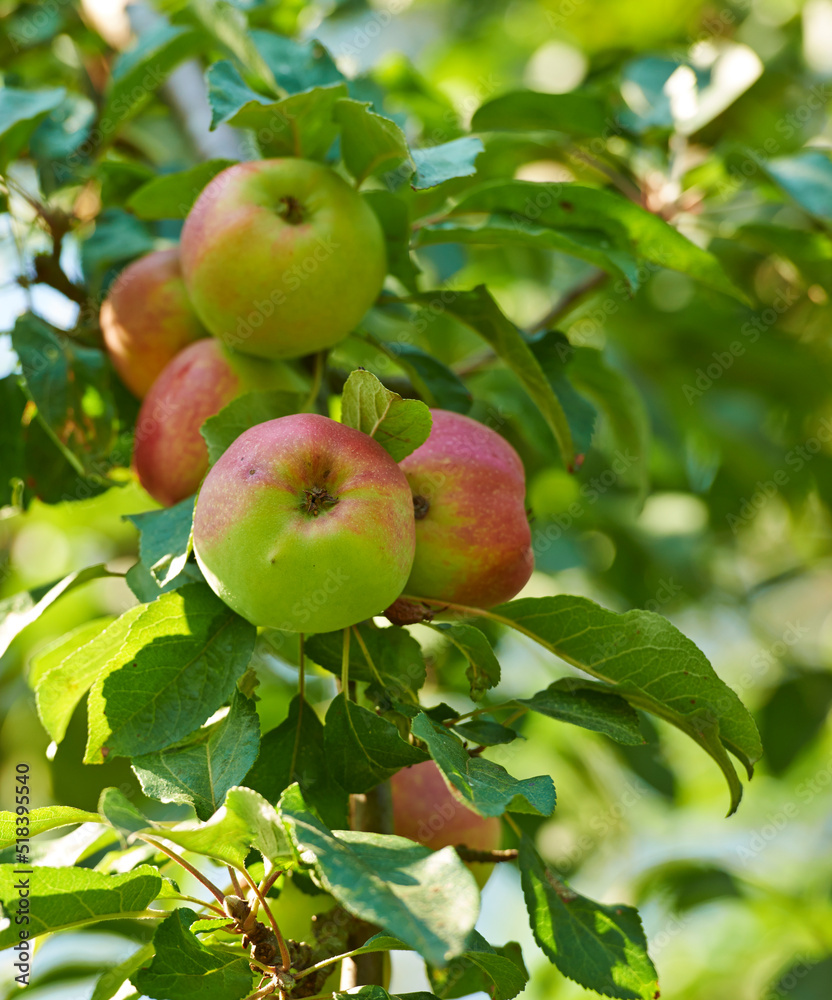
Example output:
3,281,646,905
104,159,531,867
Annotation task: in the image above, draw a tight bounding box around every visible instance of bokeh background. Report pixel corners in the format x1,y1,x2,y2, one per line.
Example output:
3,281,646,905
2,0,832,998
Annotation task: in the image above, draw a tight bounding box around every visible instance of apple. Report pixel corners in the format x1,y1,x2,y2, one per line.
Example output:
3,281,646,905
390,760,502,890
192,413,416,633
100,247,205,398
180,158,386,360
397,409,533,608
134,338,306,507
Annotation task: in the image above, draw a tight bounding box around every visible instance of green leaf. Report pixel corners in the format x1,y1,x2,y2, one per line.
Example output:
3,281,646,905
152,786,292,870
98,787,153,844
471,90,609,138
411,714,556,817
427,623,501,701
365,335,472,414
411,137,484,190
125,498,195,589
251,30,343,94
520,836,658,1000
764,151,832,220
132,689,261,820
104,21,203,127
191,0,278,93
244,694,349,829
85,584,256,763
324,693,428,793
90,942,155,1000
0,563,119,660
527,331,597,457
12,313,119,476
363,191,420,292
279,784,479,967
452,719,519,746
0,865,161,946
35,607,142,743
207,60,347,159
135,908,255,1000
0,86,66,164
81,209,156,291
517,678,645,745
569,347,650,500
0,375,26,509
200,389,308,465
126,160,237,219
408,287,575,468
0,806,101,850
486,595,762,813
340,369,432,461
417,182,748,301
428,931,529,1000
334,98,411,185
306,622,427,699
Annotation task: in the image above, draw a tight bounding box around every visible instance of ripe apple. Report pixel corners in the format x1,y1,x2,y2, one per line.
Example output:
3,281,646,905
192,413,416,633
180,159,386,360
390,760,502,890
398,409,533,608
134,338,305,507
100,247,205,398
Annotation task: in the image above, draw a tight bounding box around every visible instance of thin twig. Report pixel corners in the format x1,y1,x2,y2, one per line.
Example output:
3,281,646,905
241,869,292,972
341,626,351,697
528,270,609,333
138,836,226,905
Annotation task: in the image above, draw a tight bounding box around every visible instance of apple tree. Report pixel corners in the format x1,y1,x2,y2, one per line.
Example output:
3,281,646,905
6,0,830,997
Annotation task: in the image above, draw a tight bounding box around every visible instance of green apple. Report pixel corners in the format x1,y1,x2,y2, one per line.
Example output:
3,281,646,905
180,158,386,360
398,409,534,608
133,338,305,507
193,413,415,632
100,247,205,398
390,759,502,890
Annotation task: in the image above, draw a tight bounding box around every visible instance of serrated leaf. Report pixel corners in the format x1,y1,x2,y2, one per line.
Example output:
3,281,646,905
0,563,119,660
191,0,278,93
135,908,255,1000
200,389,307,465
406,287,575,468
520,836,658,1000
334,98,411,185
428,931,529,1000
251,30,343,94
340,369,432,461
517,678,645,745
0,806,101,850
149,786,292,870
471,90,609,138
207,60,346,159
306,623,426,700
428,623,501,701
132,689,261,820
325,693,428,793
279,784,479,967
411,137,484,190
127,159,236,219
85,584,256,763
244,694,349,829
411,714,556,817
125,497,195,589
487,595,761,813
0,865,161,946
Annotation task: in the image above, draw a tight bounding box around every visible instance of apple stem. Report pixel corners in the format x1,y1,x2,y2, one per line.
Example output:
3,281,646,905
137,835,226,905
351,626,385,690
277,195,304,225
